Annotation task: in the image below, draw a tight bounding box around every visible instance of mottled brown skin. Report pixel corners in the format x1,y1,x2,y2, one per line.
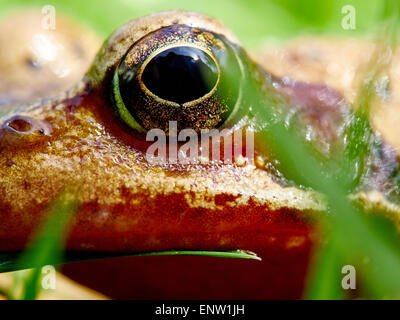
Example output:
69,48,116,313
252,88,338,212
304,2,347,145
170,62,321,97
0,10,398,299
0,10,325,252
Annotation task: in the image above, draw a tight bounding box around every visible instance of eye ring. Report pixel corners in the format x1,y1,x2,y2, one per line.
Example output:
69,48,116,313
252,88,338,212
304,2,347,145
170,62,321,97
137,43,221,106
112,24,245,134
112,70,145,133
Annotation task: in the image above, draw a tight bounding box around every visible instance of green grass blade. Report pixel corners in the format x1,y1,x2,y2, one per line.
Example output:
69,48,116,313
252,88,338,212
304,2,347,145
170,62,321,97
305,240,344,300
15,191,77,300
0,249,260,274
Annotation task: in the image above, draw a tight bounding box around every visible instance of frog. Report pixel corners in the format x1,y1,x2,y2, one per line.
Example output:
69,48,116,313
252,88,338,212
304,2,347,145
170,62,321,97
0,10,399,299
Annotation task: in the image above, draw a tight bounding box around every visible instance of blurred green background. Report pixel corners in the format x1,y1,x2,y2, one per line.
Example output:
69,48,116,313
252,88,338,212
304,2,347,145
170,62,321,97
0,0,396,46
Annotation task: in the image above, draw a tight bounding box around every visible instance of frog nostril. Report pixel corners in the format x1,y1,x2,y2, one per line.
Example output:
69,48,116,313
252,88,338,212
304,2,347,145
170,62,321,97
7,118,32,133
0,116,51,148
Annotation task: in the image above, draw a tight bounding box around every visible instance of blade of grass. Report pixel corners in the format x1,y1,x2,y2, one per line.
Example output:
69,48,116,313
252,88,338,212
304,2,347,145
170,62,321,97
14,190,77,300
0,249,260,274
305,239,345,300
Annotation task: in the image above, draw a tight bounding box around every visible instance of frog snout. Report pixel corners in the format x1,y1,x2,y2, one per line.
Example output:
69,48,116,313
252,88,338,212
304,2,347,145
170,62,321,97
0,115,52,148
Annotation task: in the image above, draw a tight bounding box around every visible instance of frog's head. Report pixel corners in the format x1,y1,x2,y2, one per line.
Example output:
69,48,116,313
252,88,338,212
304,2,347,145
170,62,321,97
0,11,322,252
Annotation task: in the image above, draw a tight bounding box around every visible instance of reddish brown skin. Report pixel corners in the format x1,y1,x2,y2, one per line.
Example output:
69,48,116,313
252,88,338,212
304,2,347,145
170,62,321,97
1,10,364,299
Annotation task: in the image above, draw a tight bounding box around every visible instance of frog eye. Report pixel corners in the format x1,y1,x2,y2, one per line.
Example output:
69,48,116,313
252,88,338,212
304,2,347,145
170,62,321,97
141,46,218,104
111,24,243,134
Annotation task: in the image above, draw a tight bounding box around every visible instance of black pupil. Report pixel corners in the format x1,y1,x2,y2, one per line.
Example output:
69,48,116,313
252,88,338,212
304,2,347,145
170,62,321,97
141,46,218,104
